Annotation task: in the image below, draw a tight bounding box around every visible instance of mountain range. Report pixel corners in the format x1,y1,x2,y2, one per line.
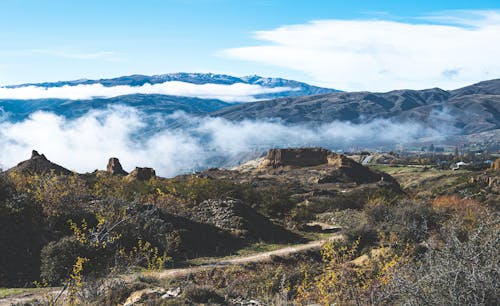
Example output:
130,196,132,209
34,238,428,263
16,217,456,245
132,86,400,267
1,74,500,139
0,73,338,121
213,79,500,136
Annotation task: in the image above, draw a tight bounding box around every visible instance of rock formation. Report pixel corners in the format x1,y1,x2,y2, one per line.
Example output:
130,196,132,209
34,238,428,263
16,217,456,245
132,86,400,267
6,150,72,175
106,157,128,175
127,167,156,181
259,148,331,168
491,157,500,171
258,147,396,185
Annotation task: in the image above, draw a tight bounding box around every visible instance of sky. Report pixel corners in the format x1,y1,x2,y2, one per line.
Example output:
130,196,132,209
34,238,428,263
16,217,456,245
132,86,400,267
1,0,500,91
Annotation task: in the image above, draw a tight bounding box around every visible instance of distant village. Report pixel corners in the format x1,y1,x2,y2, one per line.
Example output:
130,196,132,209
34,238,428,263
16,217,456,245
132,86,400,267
343,142,500,171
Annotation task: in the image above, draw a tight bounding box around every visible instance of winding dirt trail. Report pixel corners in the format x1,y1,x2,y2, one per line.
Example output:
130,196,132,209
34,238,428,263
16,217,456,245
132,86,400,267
145,234,343,280
0,234,342,305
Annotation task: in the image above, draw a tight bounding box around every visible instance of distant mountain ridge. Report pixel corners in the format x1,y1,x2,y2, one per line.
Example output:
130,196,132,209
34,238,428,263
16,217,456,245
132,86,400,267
212,79,500,136
0,73,339,120
5,72,339,98
2,74,500,139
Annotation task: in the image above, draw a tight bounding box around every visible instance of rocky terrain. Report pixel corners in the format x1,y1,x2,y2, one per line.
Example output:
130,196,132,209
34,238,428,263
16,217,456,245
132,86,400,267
1,147,498,305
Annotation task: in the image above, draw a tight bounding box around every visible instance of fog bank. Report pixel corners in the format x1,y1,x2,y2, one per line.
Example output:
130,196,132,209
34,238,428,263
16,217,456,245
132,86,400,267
0,106,446,176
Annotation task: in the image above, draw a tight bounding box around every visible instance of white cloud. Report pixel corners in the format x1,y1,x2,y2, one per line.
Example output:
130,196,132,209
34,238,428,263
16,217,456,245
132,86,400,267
221,10,500,91
0,81,292,102
0,106,444,176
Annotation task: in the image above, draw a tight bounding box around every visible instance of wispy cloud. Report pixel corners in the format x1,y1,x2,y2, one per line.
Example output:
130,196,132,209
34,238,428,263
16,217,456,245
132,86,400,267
0,82,291,102
221,10,500,91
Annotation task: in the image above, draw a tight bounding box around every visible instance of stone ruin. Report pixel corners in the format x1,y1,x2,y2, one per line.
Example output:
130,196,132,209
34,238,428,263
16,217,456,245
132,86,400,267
259,147,361,169
258,147,395,185
259,148,333,168
127,167,156,181
95,158,155,180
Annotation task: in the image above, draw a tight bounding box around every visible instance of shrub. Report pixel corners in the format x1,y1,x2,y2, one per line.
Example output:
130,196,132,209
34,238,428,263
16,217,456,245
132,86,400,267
432,195,486,220
183,285,225,304
383,215,500,305
40,237,86,285
295,240,404,305
344,223,379,250
364,200,440,244
0,193,46,286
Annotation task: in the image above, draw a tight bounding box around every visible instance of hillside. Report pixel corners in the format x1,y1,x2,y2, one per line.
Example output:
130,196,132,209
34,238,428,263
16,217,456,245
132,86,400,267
0,94,231,121
0,148,499,305
213,79,500,136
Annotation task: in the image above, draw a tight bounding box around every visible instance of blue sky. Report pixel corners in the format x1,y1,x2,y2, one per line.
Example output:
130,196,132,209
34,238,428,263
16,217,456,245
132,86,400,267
1,0,500,90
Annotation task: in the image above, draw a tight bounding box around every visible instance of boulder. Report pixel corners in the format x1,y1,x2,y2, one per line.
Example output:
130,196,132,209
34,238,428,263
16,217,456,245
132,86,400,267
127,167,156,181
123,287,165,306
161,287,181,299
107,157,128,175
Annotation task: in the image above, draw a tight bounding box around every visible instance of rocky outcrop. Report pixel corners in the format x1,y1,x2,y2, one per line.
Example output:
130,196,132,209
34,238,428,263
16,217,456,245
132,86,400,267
107,158,128,175
320,154,393,184
258,148,395,185
127,167,156,181
491,158,500,171
6,150,72,175
188,198,299,243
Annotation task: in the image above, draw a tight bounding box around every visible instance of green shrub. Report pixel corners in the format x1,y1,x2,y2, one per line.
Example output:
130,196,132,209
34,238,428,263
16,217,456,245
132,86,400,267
40,237,85,285
364,200,441,244
183,285,225,304
0,193,46,286
344,223,378,250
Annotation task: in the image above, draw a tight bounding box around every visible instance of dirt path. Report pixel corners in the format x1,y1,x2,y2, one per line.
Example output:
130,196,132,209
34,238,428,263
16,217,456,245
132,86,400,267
0,234,342,305
0,288,63,306
145,234,343,280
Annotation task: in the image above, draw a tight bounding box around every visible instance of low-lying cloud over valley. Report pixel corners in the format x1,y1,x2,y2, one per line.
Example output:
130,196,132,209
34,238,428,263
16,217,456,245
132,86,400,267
0,106,447,177
0,81,292,102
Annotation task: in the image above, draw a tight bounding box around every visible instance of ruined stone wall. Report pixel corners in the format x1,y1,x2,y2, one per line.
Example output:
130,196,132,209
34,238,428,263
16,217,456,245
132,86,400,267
260,148,331,168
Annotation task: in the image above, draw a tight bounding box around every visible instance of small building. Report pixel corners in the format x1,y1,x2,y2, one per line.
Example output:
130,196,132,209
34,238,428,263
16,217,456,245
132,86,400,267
451,161,469,170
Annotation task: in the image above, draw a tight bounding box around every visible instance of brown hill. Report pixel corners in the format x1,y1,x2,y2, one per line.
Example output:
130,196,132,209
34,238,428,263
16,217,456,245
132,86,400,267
6,150,72,176
187,198,300,243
